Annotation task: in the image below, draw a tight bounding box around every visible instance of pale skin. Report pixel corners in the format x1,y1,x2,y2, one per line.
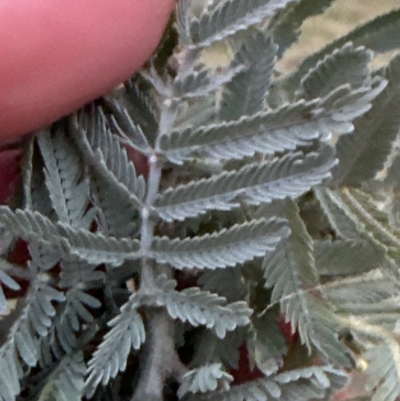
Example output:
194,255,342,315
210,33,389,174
0,0,175,140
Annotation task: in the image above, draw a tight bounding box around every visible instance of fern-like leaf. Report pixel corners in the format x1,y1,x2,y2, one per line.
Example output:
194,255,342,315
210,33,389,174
156,147,336,221
178,363,233,398
0,208,141,266
57,223,141,266
90,174,141,238
316,187,400,256
248,309,288,375
150,275,252,339
160,78,385,164
324,270,399,309
37,128,92,229
263,199,351,366
71,107,146,206
219,30,277,120
85,293,146,397
151,218,288,269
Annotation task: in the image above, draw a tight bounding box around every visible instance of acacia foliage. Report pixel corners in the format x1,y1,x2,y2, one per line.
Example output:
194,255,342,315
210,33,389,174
0,1,400,400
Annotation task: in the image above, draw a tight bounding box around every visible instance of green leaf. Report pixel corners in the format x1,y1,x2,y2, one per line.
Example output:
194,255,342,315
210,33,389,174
71,107,146,207
37,128,92,229
0,207,141,267
150,275,252,339
263,199,351,366
160,78,385,164
151,218,288,269
248,310,288,375
219,30,277,120
85,293,145,397
156,147,336,221
178,363,233,398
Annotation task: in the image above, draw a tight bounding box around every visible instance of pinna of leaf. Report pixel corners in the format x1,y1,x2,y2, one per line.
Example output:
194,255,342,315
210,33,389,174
0,0,175,203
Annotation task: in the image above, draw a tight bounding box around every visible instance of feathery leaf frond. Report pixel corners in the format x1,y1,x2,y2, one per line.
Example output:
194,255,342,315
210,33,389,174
151,218,288,269
219,30,277,120
263,199,351,366
156,147,336,221
160,77,385,164
178,363,233,398
38,128,92,229
85,293,145,397
0,207,141,266
71,107,146,206
151,275,252,338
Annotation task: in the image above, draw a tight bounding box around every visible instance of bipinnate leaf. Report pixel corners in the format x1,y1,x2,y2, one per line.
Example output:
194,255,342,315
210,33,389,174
178,363,233,398
0,207,141,267
37,128,92,229
85,294,145,397
155,147,336,221
71,107,146,207
263,199,351,366
151,218,288,269
160,77,385,164
188,0,298,48
150,275,252,339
